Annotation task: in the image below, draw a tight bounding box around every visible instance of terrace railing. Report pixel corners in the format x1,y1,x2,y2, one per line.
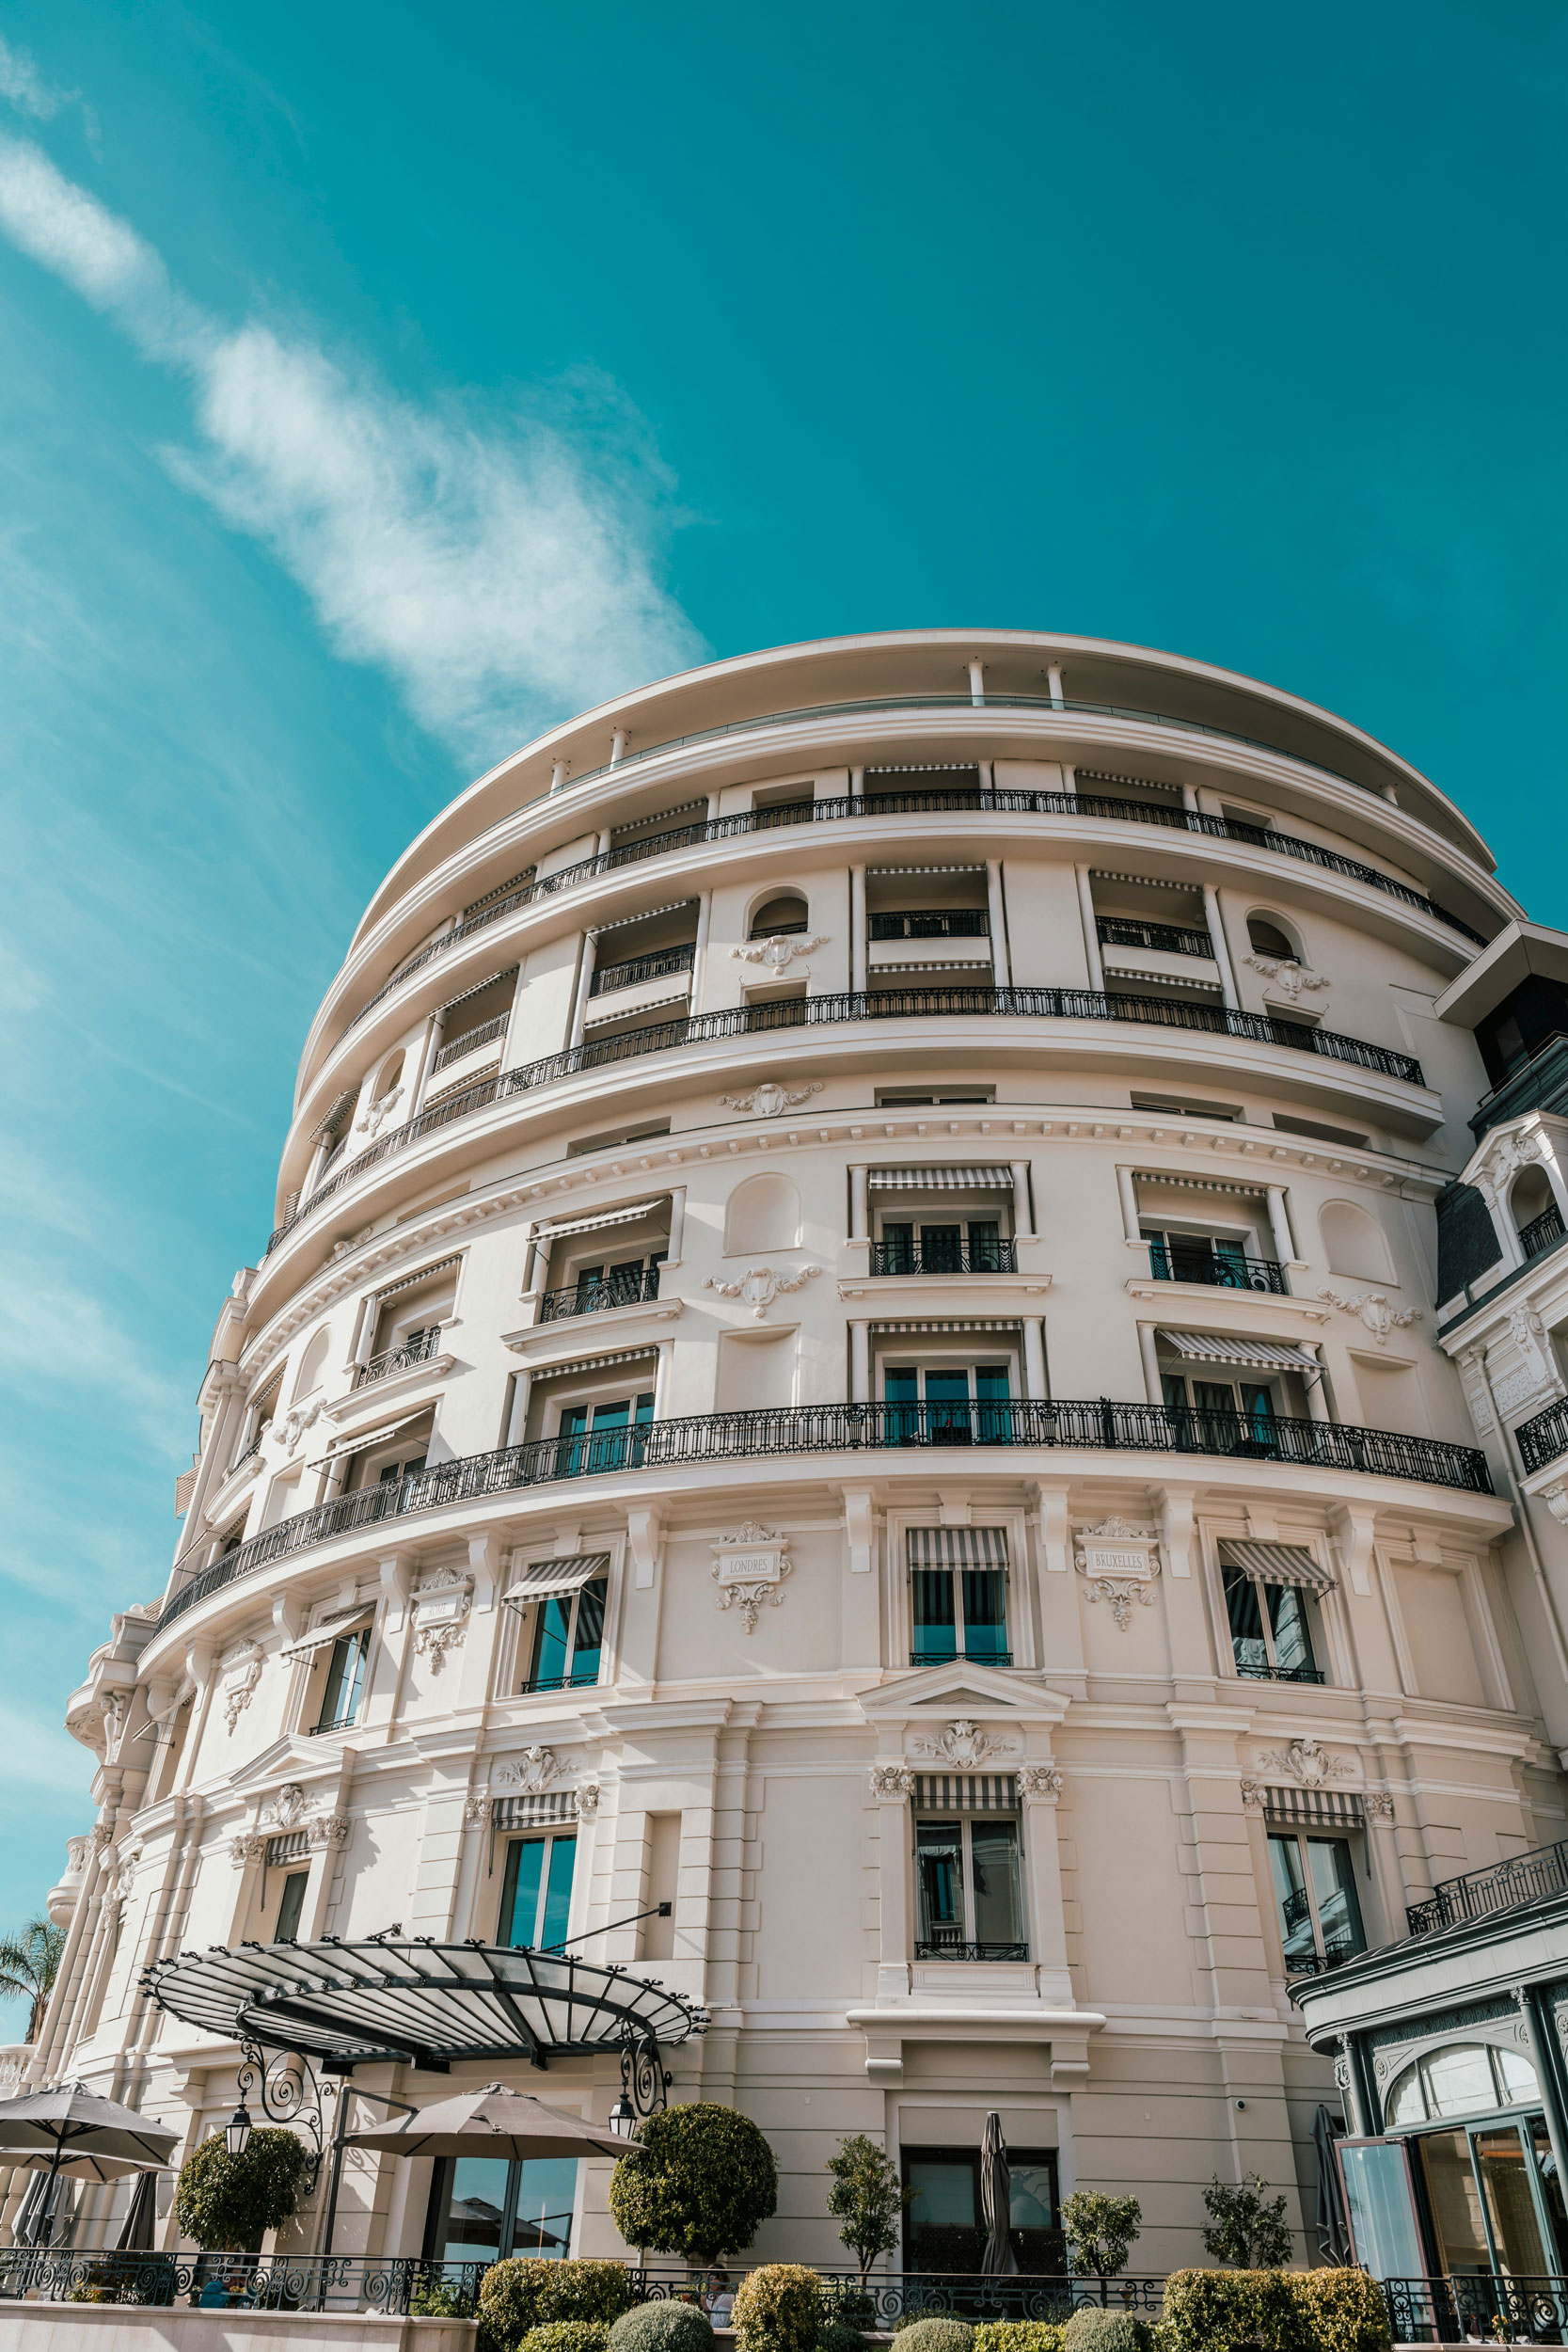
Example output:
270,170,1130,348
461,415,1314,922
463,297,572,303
1404,1837,1568,1937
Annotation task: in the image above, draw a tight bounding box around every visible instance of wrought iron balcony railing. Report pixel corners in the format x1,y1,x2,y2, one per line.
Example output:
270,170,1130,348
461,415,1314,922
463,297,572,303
1516,1396,1568,1473
1148,1240,1287,1292
872,1241,1019,1276
914,1940,1029,1962
0,2250,489,2314
1404,1837,1568,1937
911,1649,1014,1668
158,1399,1491,1632
590,942,697,996
1097,916,1214,958
1520,1202,1567,1261
1233,1660,1326,1684
1384,2274,1568,2349
538,1268,661,1320
869,909,990,939
336,779,1486,1041
277,986,1423,1253
432,1013,509,1072
356,1327,442,1386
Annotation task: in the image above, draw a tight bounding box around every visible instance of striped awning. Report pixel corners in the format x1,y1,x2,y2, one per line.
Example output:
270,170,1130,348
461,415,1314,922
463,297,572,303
868,1167,1014,1190
310,1409,429,1467
1219,1540,1334,1590
375,1253,461,1305
912,1773,1018,1812
493,1790,579,1831
437,964,517,1016
1159,1330,1319,1373
908,1528,1009,1568
1261,1786,1363,1829
592,897,699,935
503,1554,610,1605
536,1200,661,1241
279,1608,374,1662
870,1319,1022,1335
531,1346,657,1382
265,1831,310,1868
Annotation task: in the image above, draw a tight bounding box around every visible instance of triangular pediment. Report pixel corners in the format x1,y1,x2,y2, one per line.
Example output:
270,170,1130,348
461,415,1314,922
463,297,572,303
858,1658,1069,1727
225,1735,341,1800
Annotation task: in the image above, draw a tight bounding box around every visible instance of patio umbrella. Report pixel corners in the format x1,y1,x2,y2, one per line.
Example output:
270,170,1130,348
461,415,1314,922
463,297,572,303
115,2169,158,2253
342,2082,627,2162
1313,2104,1351,2265
0,2083,177,2247
979,2113,1019,2277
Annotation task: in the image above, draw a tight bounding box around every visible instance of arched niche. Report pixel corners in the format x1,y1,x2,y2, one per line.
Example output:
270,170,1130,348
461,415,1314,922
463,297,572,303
1320,1200,1395,1285
292,1326,331,1403
724,1171,801,1255
1510,1166,1554,1234
1246,909,1302,961
748,891,808,941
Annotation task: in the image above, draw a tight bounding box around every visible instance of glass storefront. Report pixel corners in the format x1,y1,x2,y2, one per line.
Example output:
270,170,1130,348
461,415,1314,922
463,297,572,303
424,2152,579,2265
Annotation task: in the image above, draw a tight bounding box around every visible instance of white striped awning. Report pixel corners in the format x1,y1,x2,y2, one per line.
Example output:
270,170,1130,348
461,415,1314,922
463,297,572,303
1159,1330,1319,1372
870,1319,1021,1335
867,865,986,876
908,1528,1009,1568
592,897,699,935
503,1554,611,1605
265,1831,310,1868
1261,1786,1363,1829
374,1253,461,1305
309,1085,360,1145
868,1166,1013,1190
531,1346,657,1383
492,1790,579,1831
1219,1540,1334,1590
437,964,517,1016
311,1409,429,1467
279,1608,374,1663
912,1773,1018,1812
536,1200,662,1240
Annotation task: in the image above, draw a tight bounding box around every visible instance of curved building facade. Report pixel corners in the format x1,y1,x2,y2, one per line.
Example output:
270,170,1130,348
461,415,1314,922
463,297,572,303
30,628,1568,2280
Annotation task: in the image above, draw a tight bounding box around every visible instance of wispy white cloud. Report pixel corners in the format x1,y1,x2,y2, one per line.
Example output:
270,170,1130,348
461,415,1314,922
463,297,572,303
0,136,705,765
0,35,70,122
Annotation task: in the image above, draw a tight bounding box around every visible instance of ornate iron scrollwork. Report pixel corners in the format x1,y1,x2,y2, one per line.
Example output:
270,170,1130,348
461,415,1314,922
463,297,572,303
618,2026,669,2120
236,2041,332,2195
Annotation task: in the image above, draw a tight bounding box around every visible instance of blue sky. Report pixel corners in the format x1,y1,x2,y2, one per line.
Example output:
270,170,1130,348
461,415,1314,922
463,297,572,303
0,0,1563,2019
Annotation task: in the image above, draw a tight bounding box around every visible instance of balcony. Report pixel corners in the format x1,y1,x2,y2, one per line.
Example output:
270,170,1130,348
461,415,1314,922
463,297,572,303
1234,1661,1326,1685
277,987,1425,1253
910,1649,1013,1668
1520,1202,1566,1261
337,778,1486,1042
1148,1240,1287,1293
914,1940,1029,1962
589,942,696,996
432,1013,508,1073
1404,1838,1568,1937
1097,916,1213,959
869,910,990,940
1516,1397,1568,1473
158,1398,1492,1634
538,1268,661,1321
872,1241,1019,1277
356,1327,441,1387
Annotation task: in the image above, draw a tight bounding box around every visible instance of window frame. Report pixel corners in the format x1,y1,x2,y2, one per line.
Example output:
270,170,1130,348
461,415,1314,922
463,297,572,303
913,1810,1027,1959
522,1573,609,1694
499,1828,578,1953
313,1629,370,1734
1267,1828,1367,1974
1223,1565,1323,1684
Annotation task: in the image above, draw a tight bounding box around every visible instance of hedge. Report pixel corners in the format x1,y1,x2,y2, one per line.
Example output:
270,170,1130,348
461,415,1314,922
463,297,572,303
1060,2317,1148,2352
608,2308,717,2352
973,2327,1065,2352
479,2259,639,2352
1161,2268,1389,2352
732,2265,822,2352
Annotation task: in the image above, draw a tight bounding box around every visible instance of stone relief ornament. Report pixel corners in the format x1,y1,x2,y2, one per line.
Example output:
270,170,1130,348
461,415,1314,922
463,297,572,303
1363,1791,1396,1822
576,1780,602,1818
1073,1517,1163,1629
463,1789,490,1827
1474,1125,1545,1210
1019,1763,1064,1800
220,1640,265,1734
1240,1778,1265,1811
704,1264,821,1320
910,1719,1019,1770
1318,1287,1423,1346
1490,1306,1560,1419
1256,1737,1354,1788
492,1745,562,1795
104,1838,144,1921
711,1521,792,1633
63,1836,94,1876
1541,1484,1568,1526
868,1761,914,1799
1243,954,1330,1002
274,1398,323,1457
717,1080,824,1118
410,1566,472,1674
730,934,829,975
356,1083,404,1138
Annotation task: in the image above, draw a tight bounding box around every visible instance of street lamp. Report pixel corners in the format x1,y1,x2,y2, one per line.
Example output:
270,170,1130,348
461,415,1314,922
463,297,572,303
226,2103,252,2158
608,2094,636,2138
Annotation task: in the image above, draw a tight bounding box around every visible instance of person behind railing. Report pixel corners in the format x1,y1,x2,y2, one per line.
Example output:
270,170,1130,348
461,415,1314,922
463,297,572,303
704,2269,734,2325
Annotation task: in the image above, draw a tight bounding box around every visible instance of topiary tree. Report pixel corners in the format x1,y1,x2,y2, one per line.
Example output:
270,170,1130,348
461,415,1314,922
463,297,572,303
1200,2175,1293,2269
732,2265,820,2352
480,2258,638,2352
895,2325,974,2352
523,2327,614,2352
609,2306,717,2352
825,2134,911,2286
609,2105,778,2265
1060,2317,1149,2352
1060,2193,1142,2280
173,2128,312,2251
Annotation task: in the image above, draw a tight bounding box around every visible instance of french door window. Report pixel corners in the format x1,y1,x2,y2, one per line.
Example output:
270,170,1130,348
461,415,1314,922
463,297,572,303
314,1632,368,1733
1163,1372,1277,1454
500,1830,577,1951
879,1220,1005,1274
569,1255,664,1310
909,1529,1010,1666
1224,1567,1323,1683
1268,1832,1366,1974
901,2143,1061,2273
275,1869,309,1942
424,2152,579,2266
915,1815,1026,1958
526,1575,608,1692
886,1364,1010,1444
555,1392,653,1476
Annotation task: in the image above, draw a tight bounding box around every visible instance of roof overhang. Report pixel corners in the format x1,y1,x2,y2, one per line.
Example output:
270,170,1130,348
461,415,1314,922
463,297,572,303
1433,920,1568,1027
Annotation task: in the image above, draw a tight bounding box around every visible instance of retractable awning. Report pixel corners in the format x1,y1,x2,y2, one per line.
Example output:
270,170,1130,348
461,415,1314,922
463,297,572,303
279,1609,375,1662
310,1410,427,1468
502,1554,611,1605
1159,1330,1319,1374
536,1201,660,1240
1218,1540,1335,1590
907,1528,1009,1568
868,1166,1013,1190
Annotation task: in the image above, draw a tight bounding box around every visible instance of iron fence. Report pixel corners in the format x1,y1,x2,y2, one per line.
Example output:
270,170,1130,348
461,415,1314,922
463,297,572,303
1521,1202,1568,1262
591,943,698,996
1097,916,1214,958
1405,1836,1568,1936
539,1268,662,1320
0,2248,485,2313
1147,1240,1287,1292
1383,2272,1568,2343
432,1013,510,1072
872,1241,1018,1276
869,910,990,939
356,1327,441,1386
1517,1397,1568,1473
626,2265,1167,2325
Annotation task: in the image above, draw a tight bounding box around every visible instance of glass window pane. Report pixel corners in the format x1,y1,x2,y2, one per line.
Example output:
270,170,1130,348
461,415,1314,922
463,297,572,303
1496,2048,1542,2108
1161,1373,1189,1410
1225,1570,1269,1675
568,1580,606,1686
1307,1839,1366,1962
904,2153,982,2272
1423,2044,1500,2120
502,1839,546,1947
1530,2121,1568,2272
1386,2064,1426,2127
1476,2126,1547,2276
512,2157,578,2258
882,1223,915,1270
440,2156,510,2265
1418,2131,1492,2273
530,1596,573,1690
1267,1584,1317,1677
539,1834,576,1951
959,1569,1006,1660
968,1220,1002,1271
276,1871,309,1943
1195,1380,1235,1415
911,1570,957,1661
915,1820,963,1946
920,1224,963,1270
1340,2141,1427,2279
1268,1834,1318,1966
974,1365,1010,1398
970,1820,1022,1947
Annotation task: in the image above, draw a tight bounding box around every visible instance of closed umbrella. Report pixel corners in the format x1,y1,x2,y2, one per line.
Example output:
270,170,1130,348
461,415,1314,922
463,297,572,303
1313,2105,1351,2265
979,2113,1018,2277
342,2082,626,2161
115,2169,158,2254
0,2083,177,2248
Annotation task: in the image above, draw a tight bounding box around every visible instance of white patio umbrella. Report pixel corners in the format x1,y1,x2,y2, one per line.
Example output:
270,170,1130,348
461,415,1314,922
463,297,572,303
0,2084,177,2246
342,2082,627,2162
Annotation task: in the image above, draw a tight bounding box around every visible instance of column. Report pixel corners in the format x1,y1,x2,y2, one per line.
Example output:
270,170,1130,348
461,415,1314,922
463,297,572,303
968,659,986,707
665,1188,686,1270
351,1292,379,1372
986,861,1008,987
1180,783,1198,814
1010,1162,1032,1235
849,766,865,797
850,865,867,993
1522,1987,1568,2215
550,758,567,791
407,1009,445,1119
567,932,598,1049
1022,1319,1048,1402
1265,1184,1298,1268
1204,883,1240,1009
1302,1342,1331,1424
1021,1771,1071,1998
610,730,626,766
1138,1323,1164,1406
504,1369,532,1451
874,1772,911,1996
499,963,531,1067
1047,662,1066,707
1075,866,1104,991
849,1165,869,1246
706,790,721,823
1116,1163,1141,1245
849,1321,871,1405
1541,1140,1568,1232
689,891,713,1015
653,1339,675,1419
301,1135,332,1199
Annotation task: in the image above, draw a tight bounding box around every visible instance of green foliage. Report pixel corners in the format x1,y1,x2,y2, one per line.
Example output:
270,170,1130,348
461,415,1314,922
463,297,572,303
1061,2194,1143,2280
825,2134,910,2286
732,2265,822,2352
0,1914,67,2042
172,2128,312,2252
1061,2315,1150,2352
974,2326,1066,2352
480,2259,639,2352
893,2322,975,2352
1161,2268,1313,2352
412,2279,474,2319
607,2303,717,2352
816,2325,867,2352
609,2106,779,2265
1294,2270,1392,2352
1200,2176,1294,2270
522,2325,613,2352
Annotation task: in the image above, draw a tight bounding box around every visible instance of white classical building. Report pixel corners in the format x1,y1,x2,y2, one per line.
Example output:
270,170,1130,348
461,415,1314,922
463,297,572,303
28,628,1568,2283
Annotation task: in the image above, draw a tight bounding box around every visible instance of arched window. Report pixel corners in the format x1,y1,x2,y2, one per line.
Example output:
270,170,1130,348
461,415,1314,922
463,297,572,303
1385,2042,1539,2127
372,1048,406,1099
749,892,809,940
1247,913,1300,961
1320,1200,1395,1285
292,1326,331,1403
724,1172,801,1254
1510,1166,1554,1235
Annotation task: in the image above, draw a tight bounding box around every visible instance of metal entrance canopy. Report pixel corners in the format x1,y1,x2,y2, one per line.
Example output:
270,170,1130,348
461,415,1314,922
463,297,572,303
140,1939,707,2073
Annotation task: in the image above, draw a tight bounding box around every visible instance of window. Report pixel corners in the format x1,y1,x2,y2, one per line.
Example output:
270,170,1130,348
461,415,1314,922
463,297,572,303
563,1255,664,1312
275,1870,309,1943
500,1831,577,1951
314,1632,368,1733
373,1451,428,1486
1143,1227,1279,1290
1223,1567,1323,1684
914,1815,1025,1958
750,893,808,937
1163,1373,1277,1454
554,1393,653,1476
885,1364,1011,1444
909,1530,1009,1667
875,1089,995,1106
424,2153,579,2266
879,1219,1005,1275
1130,1093,1243,1121
1268,1833,1366,1974
525,1575,608,1693
1247,915,1297,961
901,2144,1061,2274
1386,2044,1541,2130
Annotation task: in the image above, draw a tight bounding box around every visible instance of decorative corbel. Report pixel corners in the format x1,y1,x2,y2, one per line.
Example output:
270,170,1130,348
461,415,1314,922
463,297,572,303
626,1507,663,1592
843,1487,877,1576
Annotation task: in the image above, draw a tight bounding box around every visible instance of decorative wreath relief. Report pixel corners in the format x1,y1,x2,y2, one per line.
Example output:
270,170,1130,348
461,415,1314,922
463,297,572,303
1256,1736,1354,1788
1243,953,1330,1002
717,1080,823,1118
704,1264,820,1319
1318,1286,1422,1346
410,1566,472,1674
711,1520,792,1632
910,1718,1019,1770
220,1640,265,1735
868,1761,914,1799
730,933,829,975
